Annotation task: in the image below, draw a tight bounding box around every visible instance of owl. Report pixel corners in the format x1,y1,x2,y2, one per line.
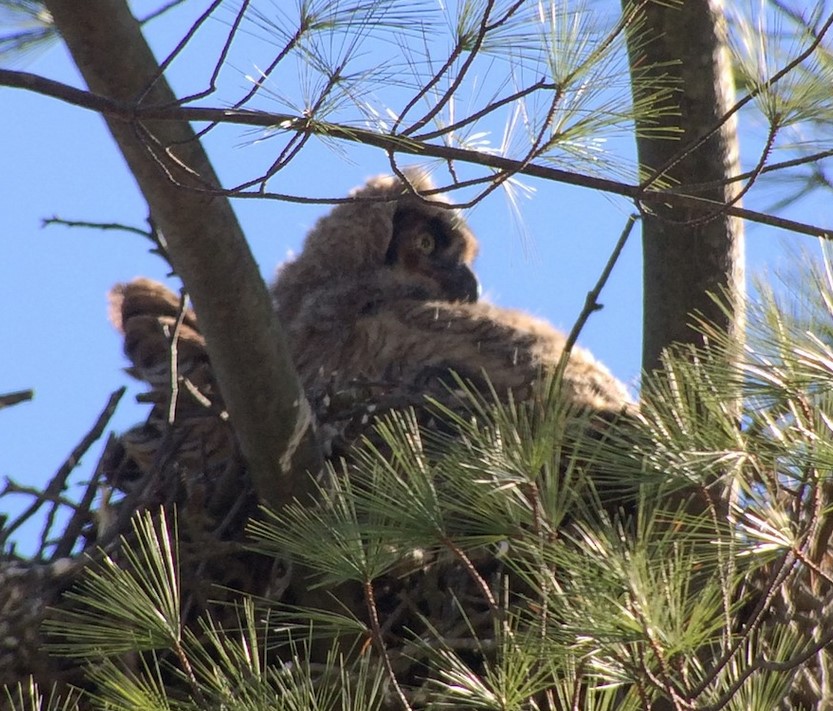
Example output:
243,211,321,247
271,170,631,415
109,170,632,488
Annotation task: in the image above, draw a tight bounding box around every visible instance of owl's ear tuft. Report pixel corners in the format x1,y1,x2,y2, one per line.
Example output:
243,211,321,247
108,278,206,376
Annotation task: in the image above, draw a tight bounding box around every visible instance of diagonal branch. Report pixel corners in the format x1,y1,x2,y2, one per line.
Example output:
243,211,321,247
40,0,322,511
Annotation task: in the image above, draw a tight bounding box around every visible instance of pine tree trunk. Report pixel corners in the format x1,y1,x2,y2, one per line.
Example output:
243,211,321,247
623,0,745,374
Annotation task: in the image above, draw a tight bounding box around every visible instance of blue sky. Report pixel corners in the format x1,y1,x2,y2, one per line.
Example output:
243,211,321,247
1,1,827,555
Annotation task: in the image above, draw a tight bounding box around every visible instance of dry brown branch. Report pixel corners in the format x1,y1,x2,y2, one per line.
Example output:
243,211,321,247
0,387,124,557
562,214,639,358
42,216,152,238
43,214,173,264
0,390,33,411
49,435,114,560
138,0,190,25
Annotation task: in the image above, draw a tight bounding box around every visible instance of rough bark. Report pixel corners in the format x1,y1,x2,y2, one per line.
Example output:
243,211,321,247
624,0,745,374
41,0,322,509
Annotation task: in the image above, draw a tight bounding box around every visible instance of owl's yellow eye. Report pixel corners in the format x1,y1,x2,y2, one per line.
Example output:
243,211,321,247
416,233,435,254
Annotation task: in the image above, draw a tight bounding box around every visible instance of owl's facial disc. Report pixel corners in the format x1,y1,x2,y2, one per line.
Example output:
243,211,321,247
386,208,480,303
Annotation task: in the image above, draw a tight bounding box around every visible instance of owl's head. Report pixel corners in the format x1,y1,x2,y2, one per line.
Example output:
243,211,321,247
273,170,480,318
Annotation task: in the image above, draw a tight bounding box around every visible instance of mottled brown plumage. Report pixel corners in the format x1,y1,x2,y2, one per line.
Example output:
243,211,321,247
107,279,238,487
101,172,637,691
271,171,479,323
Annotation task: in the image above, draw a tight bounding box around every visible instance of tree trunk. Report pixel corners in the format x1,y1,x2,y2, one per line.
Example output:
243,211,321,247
623,7,745,708
42,0,322,507
623,0,745,374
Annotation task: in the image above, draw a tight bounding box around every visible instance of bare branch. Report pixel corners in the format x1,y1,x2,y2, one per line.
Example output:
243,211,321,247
138,0,190,25
138,0,225,105
49,436,111,560
562,213,640,358
0,390,33,410
42,214,173,264
1,387,124,557
42,216,152,238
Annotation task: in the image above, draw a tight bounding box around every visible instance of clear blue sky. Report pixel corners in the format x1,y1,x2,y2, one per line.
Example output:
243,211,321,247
0,2,823,555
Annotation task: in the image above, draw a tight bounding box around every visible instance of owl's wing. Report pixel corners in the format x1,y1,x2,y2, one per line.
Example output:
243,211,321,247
108,280,632,482
347,299,634,415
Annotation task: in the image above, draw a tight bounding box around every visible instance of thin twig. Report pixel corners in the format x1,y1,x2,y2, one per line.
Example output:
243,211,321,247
138,0,189,25
42,215,153,238
191,0,302,140
43,214,173,265
1,387,125,555
398,0,507,136
50,433,117,560
363,579,413,711
669,120,781,229
166,290,190,425
442,537,499,614
563,214,639,358
1,480,80,510
37,388,126,557
702,624,833,711
689,550,798,701
136,0,225,105
0,389,33,410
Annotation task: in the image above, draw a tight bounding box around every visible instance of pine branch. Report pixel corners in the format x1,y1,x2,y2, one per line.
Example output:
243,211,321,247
1,67,830,240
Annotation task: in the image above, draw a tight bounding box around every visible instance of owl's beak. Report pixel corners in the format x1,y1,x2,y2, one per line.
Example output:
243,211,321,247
453,264,480,303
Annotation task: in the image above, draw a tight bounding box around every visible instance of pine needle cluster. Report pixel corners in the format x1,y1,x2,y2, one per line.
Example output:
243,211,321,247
5,250,833,709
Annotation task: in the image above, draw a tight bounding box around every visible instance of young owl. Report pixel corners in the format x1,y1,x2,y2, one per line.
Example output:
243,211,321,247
110,170,632,484
270,170,631,414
